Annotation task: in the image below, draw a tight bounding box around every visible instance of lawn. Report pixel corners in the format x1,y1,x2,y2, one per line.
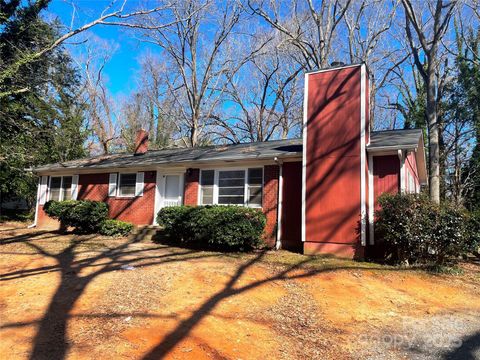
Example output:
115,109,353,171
1,222,479,360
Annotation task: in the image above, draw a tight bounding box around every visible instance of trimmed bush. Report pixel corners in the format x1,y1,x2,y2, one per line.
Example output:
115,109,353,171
44,200,108,233
156,206,196,242
157,205,266,251
375,193,470,265
99,219,134,236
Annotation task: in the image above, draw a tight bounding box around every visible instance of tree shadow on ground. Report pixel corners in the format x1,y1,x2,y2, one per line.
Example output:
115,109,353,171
0,230,220,360
2,228,419,360
443,331,480,360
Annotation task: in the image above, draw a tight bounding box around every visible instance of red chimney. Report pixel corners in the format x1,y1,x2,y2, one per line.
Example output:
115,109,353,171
303,64,370,257
134,129,149,155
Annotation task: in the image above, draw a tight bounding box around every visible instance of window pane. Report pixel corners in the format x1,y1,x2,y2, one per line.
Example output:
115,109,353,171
247,168,263,206
248,185,262,206
62,176,72,201
218,170,245,205
49,177,62,201
119,174,136,196
218,196,244,204
219,187,244,196
248,168,263,184
200,170,214,186
165,175,180,199
201,186,213,205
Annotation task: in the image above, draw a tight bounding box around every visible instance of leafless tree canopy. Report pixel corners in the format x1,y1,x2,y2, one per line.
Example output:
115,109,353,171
7,0,479,204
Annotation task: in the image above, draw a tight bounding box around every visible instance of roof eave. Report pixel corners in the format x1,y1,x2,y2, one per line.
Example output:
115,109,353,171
32,152,303,174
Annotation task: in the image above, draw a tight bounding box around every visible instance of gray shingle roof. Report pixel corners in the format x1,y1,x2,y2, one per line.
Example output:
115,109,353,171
32,138,303,173
32,129,424,173
368,129,423,150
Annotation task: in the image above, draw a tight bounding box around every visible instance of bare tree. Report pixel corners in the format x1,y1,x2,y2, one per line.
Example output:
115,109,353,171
135,0,264,147
218,38,303,143
343,0,398,128
248,0,353,69
401,0,457,204
80,40,119,155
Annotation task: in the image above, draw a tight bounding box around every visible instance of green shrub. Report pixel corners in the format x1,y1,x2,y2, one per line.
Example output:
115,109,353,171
156,205,266,251
99,219,133,236
467,210,480,255
375,193,468,265
44,200,108,233
156,206,196,242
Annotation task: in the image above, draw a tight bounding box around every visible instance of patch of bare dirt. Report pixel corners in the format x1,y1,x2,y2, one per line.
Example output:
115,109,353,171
1,225,479,360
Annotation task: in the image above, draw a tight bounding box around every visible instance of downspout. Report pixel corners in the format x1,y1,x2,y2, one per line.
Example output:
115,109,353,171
29,175,41,228
274,157,283,250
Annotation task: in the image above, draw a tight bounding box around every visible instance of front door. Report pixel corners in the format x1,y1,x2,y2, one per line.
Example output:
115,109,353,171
154,172,184,224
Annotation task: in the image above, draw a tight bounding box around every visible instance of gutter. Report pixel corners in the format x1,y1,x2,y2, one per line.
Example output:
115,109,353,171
366,145,417,152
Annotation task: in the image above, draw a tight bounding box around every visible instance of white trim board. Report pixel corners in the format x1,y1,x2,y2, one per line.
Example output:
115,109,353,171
360,64,367,247
301,72,309,243
276,162,284,250
368,153,374,245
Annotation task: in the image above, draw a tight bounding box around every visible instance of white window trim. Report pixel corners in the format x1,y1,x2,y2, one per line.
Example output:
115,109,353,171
117,172,138,198
48,175,74,201
199,167,263,208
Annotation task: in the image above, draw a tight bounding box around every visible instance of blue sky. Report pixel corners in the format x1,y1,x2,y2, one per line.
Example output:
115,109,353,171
47,0,154,96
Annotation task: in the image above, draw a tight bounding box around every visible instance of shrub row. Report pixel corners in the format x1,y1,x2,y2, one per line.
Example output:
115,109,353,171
375,193,479,265
156,205,266,251
44,200,133,236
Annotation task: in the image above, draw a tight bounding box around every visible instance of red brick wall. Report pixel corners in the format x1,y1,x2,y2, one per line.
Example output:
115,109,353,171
177,166,279,247
184,168,199,206
37,204,61,229
37,167,281,248
37,171,157,228
263,165,279,247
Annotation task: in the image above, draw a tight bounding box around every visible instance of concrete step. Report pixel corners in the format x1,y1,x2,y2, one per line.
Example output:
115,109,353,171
129,225,162,242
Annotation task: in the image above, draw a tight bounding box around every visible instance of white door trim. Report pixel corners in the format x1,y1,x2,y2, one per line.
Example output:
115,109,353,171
154,170,185,225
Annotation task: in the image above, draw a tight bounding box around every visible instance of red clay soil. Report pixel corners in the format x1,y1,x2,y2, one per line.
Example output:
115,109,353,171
1,222,479,359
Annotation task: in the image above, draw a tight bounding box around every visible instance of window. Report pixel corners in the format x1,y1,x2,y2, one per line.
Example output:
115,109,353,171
247,168,263,206
199,168,263,207
119,173,137,197
49,176,73,201
62,176,73,200
49,177,62,201
200,170,214,204
218,170,245,205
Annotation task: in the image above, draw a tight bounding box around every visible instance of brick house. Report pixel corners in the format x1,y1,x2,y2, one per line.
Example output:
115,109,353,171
32,64,427,258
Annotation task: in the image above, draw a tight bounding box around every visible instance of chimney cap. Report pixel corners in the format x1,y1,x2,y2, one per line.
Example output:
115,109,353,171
330,61,346,67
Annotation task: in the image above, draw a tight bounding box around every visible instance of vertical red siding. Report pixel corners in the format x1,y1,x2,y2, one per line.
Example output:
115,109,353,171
263,165,279,247
404,151,420,192
281,162,302,251
373,155,399,211
304,65,365,257
184,168,199,206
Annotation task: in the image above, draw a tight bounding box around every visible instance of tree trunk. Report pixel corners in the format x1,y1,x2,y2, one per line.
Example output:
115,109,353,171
426,72,440,204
